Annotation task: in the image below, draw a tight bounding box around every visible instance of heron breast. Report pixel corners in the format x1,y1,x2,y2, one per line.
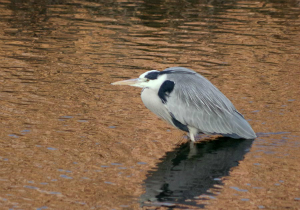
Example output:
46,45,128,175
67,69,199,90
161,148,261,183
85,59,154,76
141,88,171,123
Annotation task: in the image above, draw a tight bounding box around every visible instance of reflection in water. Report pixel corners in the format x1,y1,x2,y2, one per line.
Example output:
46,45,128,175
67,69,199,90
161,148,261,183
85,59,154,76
0,0,300,209
141,137,254,208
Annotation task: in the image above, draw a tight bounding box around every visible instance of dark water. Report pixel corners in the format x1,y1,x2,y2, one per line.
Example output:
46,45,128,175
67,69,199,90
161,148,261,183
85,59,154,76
141,138,254,208
0,0,300,209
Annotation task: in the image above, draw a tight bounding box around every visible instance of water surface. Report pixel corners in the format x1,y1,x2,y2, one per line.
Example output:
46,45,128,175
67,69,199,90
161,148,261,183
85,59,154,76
0,0,299,209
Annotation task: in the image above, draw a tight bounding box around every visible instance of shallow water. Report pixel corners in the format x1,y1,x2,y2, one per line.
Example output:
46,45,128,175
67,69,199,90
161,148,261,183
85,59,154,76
141,138,254,208
0,0,300,209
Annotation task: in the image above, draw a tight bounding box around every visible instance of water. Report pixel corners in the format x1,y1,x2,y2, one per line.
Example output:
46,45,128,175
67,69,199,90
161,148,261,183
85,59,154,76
0,0,300,209
141,138,254,207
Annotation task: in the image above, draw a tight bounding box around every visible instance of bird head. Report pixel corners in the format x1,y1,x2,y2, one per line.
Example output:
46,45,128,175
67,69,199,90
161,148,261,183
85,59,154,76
111,70,168,90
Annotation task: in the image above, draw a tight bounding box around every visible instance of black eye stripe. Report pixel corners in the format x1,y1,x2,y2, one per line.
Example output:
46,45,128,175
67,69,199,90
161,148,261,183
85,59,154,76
144,71,159,80
145,69,195,80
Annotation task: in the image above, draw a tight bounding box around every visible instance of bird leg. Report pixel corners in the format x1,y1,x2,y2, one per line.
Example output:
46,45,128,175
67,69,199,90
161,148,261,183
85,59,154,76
189,133,195,142
188,126,198,143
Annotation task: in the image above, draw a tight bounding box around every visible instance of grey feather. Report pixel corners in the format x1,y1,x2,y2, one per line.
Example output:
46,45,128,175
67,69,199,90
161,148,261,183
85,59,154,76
159,67,256,139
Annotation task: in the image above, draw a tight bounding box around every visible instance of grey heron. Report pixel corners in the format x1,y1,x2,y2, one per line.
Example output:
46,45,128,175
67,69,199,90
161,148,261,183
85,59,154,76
112,67,256,142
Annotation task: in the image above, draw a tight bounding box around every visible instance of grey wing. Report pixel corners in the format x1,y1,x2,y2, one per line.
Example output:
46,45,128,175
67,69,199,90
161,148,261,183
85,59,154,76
165,72,256,139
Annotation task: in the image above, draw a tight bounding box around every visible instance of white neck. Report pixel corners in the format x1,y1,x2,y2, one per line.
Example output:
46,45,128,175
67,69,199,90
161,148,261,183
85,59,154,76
145,74,167,90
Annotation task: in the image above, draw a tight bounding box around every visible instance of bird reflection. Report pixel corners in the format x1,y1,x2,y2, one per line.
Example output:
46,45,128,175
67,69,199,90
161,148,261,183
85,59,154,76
140,137,254,208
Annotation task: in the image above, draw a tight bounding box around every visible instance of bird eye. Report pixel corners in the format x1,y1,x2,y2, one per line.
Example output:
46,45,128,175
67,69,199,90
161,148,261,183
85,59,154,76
146,79,150,82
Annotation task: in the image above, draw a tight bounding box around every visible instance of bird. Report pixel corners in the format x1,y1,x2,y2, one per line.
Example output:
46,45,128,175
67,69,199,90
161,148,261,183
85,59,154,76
111,67,256,142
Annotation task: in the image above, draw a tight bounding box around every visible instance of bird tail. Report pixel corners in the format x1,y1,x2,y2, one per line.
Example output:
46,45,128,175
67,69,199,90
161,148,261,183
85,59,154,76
226,111,257,139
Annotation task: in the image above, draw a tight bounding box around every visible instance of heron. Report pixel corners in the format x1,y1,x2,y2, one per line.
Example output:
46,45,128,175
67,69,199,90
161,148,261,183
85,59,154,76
112,67,256,142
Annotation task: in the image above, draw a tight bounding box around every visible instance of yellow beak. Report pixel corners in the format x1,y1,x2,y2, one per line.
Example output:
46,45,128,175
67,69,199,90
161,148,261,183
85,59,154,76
111,78,144,87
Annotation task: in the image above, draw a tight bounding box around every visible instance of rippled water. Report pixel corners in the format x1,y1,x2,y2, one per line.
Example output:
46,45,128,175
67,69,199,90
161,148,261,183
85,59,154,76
0,0,300,209
141,138,254,207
